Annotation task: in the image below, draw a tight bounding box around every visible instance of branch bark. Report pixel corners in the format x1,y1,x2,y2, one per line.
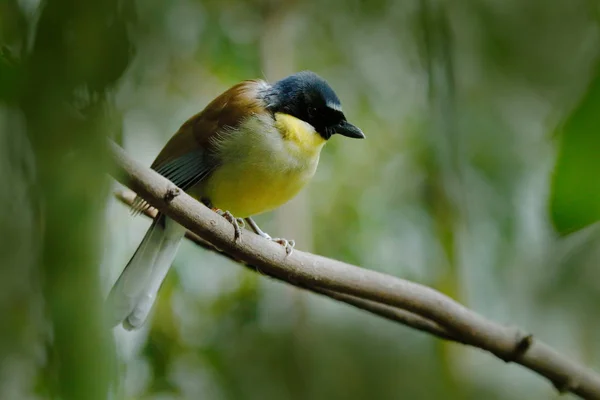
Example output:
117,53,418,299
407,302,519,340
109,141,600,399
115,190,460,342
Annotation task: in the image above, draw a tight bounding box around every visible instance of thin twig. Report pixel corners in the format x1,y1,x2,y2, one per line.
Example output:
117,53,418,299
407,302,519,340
307,287,464,343
109,140,600,399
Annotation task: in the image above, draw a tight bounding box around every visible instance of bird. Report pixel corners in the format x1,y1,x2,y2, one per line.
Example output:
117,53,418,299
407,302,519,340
107,71,365,330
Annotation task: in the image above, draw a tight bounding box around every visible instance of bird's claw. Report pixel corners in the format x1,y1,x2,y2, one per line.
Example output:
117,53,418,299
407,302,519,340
271,238,295,255
243,217,295,255
214,209,242,240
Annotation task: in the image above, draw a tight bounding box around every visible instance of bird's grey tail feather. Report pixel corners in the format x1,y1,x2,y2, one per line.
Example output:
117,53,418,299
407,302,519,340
106,213,186,330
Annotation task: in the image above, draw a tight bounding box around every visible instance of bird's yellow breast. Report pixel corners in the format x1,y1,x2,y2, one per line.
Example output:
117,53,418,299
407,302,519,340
199,113,325,217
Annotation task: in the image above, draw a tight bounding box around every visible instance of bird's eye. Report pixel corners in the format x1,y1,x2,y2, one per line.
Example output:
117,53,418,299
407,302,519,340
307,107,317,118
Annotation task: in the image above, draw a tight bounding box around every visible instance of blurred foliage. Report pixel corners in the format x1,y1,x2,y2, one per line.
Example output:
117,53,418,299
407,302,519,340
1,0,135,399
1,0,600,399
551,60,600,234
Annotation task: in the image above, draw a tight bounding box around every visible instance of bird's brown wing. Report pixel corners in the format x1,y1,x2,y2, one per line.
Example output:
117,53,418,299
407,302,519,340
130,80,269,213
152,80,267,170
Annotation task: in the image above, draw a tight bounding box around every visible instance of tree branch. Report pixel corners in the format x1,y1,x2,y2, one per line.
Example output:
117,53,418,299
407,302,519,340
115,190,461,343
108,141,600,399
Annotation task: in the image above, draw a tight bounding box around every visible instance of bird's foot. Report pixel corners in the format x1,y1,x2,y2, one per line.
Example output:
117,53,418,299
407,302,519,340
243,218,295,255
213,209,244,240
256,230,296,255
270,237,296,255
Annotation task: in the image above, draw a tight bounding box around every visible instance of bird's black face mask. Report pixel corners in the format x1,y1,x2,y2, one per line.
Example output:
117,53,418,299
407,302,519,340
265,71,365,140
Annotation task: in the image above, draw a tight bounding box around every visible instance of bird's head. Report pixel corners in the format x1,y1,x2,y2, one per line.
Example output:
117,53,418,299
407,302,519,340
263,71,365,141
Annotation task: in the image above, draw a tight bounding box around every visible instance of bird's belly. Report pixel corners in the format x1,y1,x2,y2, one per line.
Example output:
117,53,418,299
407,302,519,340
201,158,318,218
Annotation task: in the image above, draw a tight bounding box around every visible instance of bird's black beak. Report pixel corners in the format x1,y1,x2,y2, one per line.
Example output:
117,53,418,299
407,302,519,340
335,120,365,139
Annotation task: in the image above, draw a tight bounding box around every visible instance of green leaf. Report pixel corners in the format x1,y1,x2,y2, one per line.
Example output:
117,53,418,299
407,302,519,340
550,62,600,234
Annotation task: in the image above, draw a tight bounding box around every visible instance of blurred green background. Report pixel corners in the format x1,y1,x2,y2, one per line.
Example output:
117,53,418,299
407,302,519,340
2,0,600,399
